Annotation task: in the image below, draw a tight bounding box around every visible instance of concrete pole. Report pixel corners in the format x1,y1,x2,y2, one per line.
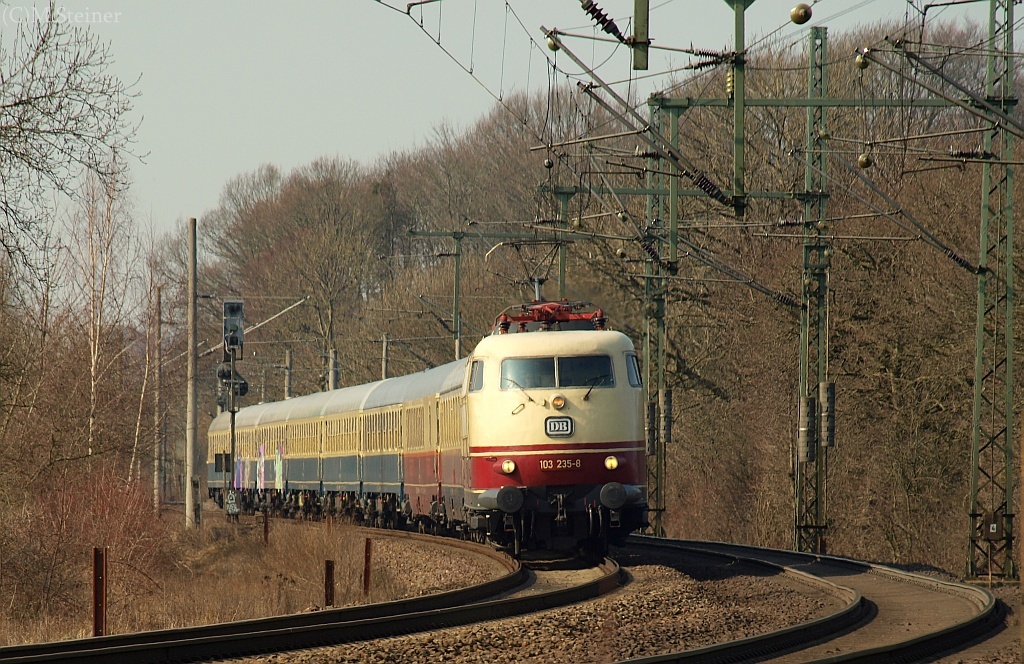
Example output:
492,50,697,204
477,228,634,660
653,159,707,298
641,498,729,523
284,349,292,399
186,218,198,528
381,334,389,380
328,349,338,391
153,286,162,514
454,235,462,360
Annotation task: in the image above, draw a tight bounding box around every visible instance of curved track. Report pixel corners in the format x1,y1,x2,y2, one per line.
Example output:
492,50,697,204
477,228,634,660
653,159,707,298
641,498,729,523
622,536,1001,663
0,531,620,664
2,533,999,663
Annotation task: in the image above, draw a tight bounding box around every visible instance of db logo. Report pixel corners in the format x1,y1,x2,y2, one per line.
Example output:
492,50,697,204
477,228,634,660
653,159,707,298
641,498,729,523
545,416,574,438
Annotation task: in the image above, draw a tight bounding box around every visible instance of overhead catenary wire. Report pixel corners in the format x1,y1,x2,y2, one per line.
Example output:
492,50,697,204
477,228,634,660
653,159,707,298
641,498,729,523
383,0,985,311
857,45,1024,142
544,28,733,209
833,155,977,272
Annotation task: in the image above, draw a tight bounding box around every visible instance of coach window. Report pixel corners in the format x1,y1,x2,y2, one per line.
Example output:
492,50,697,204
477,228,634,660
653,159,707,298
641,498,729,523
469,360,485,392
501,357,555,389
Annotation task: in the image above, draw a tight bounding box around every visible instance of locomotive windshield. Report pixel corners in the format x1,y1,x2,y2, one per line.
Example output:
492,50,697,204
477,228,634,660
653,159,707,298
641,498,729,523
500,355,613,390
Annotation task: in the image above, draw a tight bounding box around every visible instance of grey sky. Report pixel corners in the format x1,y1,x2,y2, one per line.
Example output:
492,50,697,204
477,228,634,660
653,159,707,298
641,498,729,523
0,1,991,237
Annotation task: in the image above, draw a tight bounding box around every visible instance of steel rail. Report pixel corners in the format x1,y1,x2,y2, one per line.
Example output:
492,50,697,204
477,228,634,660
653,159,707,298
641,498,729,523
0,532,621,664
620,537,999,663
619,537,867,663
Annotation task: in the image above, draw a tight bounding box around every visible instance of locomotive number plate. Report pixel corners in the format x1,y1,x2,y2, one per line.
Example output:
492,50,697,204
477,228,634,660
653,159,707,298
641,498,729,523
539,457,582,471
545,416,574,438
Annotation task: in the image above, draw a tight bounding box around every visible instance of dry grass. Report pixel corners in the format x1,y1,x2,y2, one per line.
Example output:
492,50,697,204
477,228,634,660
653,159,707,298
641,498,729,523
0,510,403,646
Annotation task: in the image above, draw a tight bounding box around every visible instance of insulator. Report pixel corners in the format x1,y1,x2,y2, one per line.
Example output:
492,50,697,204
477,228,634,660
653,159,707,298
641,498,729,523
580,0,625,42
640,241,661,263
685,47,726,58
948,148,993,160
691,59,722,72
944,248,975,272
797,395,817,462
774,292,800,308
725,71,735,96
818,382,835,447
690,172,732,206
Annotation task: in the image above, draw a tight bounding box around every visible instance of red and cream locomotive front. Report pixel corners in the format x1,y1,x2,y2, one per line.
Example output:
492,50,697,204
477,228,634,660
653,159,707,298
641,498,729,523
463,303,647,554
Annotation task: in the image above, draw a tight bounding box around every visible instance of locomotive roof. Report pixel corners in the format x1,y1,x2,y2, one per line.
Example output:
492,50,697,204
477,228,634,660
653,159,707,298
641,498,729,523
209,358,467,433
470,328,635,358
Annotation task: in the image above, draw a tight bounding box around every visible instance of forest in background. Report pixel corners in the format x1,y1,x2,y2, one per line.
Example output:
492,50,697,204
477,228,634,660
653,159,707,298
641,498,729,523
0,9,1017,627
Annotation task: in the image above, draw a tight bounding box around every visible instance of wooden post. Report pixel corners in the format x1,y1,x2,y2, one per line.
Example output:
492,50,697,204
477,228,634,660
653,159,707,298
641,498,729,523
325,560,335,607
362,538,372,596
92,547,107,637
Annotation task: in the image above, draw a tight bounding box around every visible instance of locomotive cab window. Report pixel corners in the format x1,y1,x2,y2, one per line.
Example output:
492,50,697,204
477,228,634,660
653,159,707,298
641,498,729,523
501,358,555,389
469,360,485,392
558,355,613,388
500,355,613,390
626,352,642,387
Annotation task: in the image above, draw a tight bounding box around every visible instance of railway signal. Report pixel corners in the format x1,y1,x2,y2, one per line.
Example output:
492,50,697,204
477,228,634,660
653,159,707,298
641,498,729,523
222,299,244,360
220,299,247,499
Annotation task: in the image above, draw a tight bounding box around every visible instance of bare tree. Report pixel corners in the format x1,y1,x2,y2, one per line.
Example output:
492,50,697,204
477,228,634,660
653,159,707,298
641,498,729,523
61,171,143,464
0,1,137,272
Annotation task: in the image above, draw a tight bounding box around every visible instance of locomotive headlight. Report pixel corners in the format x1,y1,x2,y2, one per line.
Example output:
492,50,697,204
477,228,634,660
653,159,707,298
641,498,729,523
551,395,566,410
604,456,620,471
500,459,517,474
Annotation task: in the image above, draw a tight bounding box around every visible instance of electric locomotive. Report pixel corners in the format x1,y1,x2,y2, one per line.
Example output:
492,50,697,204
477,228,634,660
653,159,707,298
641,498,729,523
206,300,648,556
459,301,648,554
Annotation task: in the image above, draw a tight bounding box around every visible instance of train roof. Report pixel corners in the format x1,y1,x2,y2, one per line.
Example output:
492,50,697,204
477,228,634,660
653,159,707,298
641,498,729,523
209,332,634,434
470,328,635,359
362,357,467,409
209,358,467,433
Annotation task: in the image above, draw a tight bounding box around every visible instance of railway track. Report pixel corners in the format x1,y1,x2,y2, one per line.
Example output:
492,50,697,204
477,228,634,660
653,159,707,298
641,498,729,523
622,536,1002,663
0,531,620,664
1,533,1001,663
